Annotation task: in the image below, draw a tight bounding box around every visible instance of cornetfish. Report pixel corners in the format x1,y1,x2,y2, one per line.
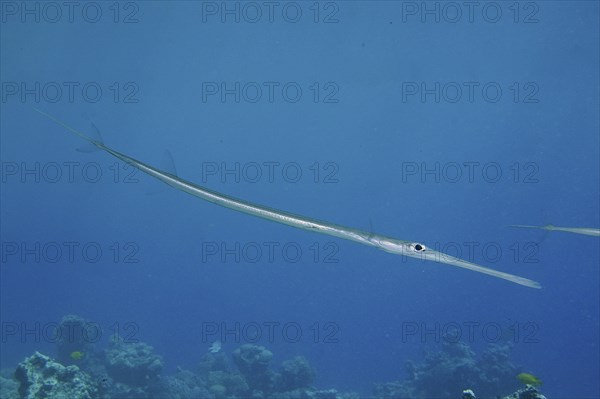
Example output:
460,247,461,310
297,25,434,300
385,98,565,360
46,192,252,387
510,224,600,237
34,108,541,289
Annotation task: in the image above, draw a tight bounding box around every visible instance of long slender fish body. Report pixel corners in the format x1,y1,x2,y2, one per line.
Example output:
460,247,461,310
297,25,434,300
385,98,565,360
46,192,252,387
553,227,600,236
34,108,542,289
510,224,600,237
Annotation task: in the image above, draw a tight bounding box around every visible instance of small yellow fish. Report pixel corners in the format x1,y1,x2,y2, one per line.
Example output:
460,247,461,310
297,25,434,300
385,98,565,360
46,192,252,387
70,351,85,360
517,372,542,386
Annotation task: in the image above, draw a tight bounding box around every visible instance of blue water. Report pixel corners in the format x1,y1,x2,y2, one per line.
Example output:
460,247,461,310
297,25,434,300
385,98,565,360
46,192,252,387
1,2,599,398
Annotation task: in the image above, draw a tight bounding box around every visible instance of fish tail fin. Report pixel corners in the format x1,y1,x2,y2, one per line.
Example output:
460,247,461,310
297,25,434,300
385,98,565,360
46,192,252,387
507,224,543,230
32,107,104,150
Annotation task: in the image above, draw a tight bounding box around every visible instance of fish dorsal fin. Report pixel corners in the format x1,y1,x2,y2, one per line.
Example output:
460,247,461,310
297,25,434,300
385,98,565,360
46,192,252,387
89,122,105,145
145,150,178,196
76,122,105,153
160,150,178,177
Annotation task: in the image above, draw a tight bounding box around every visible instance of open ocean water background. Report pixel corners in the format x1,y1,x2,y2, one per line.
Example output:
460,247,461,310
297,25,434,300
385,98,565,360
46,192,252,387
1,2,599,398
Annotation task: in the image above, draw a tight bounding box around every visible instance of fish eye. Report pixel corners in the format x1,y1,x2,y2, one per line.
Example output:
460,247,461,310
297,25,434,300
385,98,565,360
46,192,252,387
413,243,426,252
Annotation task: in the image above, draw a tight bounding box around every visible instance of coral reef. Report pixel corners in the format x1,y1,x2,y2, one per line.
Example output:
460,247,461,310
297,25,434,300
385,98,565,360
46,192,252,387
313,391,360,399
151,368,211,399
268,388,360,399
196,343,356,399
277,356,316,391
6,314,549,399
198,351,230,380
55,314,97,368
502,384,547,399
374,341,521,399
14,352,97,399
232,343,273,375
104,338,163,387
232,343,276,393
226,346,344,398
457,385,547,399
0,369,19,399
7,337,352,399
207,370,249,397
